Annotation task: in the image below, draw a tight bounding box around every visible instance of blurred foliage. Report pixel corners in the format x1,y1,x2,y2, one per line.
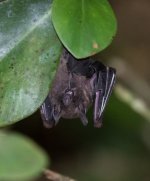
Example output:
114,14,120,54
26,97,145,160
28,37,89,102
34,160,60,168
0,131,48,181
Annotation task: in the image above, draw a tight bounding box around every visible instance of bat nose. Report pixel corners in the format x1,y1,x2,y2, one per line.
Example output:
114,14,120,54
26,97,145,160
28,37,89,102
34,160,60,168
62,90,74,106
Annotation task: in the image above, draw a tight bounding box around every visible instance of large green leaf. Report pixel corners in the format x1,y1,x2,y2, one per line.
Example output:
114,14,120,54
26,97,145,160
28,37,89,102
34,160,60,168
52,0,117,58
0,0,62,126
0,131,48,181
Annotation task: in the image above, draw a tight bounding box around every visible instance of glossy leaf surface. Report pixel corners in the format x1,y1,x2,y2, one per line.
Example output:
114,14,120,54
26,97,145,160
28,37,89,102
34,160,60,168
0,0,62,126
52,0,117,58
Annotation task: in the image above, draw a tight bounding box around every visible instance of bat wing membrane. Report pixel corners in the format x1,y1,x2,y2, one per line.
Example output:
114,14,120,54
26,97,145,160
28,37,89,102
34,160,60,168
93,63,116,127
40,96,55,128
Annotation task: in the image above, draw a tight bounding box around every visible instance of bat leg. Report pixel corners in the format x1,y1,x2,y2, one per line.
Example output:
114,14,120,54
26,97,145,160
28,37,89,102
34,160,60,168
40,95,61,128
78,103,88,126
93,65,116,128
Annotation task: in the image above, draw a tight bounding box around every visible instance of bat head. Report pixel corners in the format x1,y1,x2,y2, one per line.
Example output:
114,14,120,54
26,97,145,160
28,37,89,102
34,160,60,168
62,88,74,106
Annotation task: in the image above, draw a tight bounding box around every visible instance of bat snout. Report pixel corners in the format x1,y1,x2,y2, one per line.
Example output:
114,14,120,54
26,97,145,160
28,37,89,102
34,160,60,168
62,89,74,106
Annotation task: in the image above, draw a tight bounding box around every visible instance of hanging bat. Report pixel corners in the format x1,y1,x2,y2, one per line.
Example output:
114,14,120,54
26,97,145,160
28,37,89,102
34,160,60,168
40,49,116,128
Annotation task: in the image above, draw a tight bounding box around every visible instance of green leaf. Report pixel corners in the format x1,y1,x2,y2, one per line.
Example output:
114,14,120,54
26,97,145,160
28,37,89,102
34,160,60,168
0,131,48,181
52,0,117,58
0,0,62,126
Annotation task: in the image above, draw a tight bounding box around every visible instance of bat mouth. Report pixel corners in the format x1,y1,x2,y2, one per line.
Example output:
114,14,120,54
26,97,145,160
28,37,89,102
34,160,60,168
62,89,74,106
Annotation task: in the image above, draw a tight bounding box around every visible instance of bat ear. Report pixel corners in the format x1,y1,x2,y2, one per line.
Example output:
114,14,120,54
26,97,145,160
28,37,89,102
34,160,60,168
40,96,61,128
78,103,88,126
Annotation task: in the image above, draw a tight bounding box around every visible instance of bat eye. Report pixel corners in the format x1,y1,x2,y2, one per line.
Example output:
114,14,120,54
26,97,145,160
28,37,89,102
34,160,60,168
62,89,74,106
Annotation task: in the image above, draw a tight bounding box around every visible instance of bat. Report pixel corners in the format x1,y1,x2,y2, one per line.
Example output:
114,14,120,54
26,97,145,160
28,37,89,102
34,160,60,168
40,49,116,128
